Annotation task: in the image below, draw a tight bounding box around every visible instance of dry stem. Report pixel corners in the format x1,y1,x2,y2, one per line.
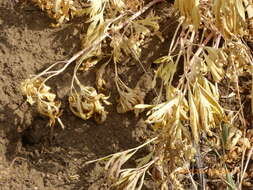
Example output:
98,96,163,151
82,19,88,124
32,0,165,83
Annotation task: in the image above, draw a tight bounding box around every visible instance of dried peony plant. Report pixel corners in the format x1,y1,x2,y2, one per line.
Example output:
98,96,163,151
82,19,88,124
21,79,64,128
69,85,111,123
21,0,253,189
32,0,76,26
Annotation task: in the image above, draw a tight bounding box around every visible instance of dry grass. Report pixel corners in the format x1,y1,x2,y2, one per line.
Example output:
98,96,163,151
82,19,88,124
20,0,253,189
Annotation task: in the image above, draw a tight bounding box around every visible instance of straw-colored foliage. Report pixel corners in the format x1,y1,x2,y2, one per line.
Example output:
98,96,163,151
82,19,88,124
21,0,253,189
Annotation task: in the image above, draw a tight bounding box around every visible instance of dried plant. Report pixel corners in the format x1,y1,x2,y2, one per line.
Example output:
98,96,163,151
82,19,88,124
22,0,163,125
212,0,250,39
21,79,64,128
32,0,76,26
69,84,111,123
114,65,154,116
21,0,253,189
86,137,158,190
94,0,252,188
115,76,146,115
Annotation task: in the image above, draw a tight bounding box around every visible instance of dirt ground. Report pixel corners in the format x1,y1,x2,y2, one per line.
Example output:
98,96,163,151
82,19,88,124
0,1,176,189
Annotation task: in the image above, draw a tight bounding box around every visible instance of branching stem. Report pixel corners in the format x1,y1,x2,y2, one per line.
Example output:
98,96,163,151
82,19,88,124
32,0,165,84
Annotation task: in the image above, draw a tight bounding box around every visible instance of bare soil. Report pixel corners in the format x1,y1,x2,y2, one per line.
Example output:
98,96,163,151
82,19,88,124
0,1,176,189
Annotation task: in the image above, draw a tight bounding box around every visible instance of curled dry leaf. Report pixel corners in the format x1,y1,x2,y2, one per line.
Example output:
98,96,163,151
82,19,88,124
32,0,76,25
110,34,142,63
69,85,111,123
116,73,154,116
116,83,145,116
21,79,64,128
110,13,160,63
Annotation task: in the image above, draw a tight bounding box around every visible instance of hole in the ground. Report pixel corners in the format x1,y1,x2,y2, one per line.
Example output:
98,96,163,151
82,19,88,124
21,118,48,146
21,127,38,146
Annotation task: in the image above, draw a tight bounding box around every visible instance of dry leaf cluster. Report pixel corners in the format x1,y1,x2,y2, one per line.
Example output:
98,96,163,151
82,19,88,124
69,85,111,123
21,79,64,128
20,0,253,189
32,0,76,25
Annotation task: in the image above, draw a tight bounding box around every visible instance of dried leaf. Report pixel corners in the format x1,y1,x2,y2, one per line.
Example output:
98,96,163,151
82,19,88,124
69,85,111,123
188,89,199,142
21,79,64,128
